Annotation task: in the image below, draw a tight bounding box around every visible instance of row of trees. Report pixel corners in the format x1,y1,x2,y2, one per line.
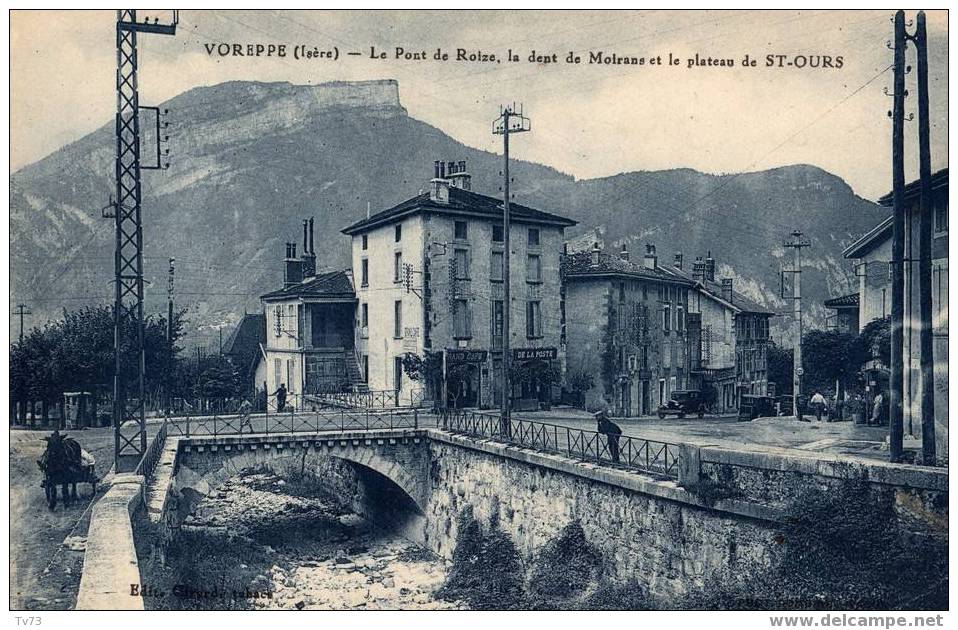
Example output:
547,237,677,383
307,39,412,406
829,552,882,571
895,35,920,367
768,317,891,397
9,305,246,425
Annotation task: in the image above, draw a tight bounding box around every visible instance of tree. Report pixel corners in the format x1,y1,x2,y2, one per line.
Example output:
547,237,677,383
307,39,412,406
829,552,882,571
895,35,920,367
565,370,595,409
857,316,891,367
802,330,866,396
193,354,241,400
767,343,794,395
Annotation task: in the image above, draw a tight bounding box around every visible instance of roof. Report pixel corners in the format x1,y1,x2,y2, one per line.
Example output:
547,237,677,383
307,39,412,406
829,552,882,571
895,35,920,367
843,216,892,259
561,250,694,285
846,168,948,260
223,313,265,375
662,264,775,316
824,292,860,309
877,168,948,206
260,269,356,301
341,186,577,235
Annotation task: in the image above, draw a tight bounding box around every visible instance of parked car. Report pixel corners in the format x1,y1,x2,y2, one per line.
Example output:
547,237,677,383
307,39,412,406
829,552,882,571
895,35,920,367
775,394,808,417
657,390,708,419
738,394,777,421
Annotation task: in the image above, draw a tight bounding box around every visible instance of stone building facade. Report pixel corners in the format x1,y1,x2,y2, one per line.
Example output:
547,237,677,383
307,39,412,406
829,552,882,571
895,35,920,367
342,160,575,409
562,243,694,416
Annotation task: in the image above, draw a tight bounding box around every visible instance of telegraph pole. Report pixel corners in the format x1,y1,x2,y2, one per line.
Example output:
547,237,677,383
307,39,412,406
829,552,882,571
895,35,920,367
888,10,906,462
166,257,175,413
13,304,32,344
493,105,531,437
783,231,810,420
108,10,177,471
914,10,936,464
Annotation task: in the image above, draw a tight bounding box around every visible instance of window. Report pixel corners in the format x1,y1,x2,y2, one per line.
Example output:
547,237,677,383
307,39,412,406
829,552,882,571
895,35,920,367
394,356,403,392
362,355,369,383
935,203,948,233
662,303,671,331
454,221,468,240
361,303,368,328
492,300,504,349
361,234,368,250
454,299,472,338
526,254,541,282
528,228,540,247
677,304,685,332
490,251,504,281
618,282,625,304
394,252,403,283
526,300,542,338
394,300,403,338
395,224,402,242
492,224,504,242
454,248,469,279
360,258,369,287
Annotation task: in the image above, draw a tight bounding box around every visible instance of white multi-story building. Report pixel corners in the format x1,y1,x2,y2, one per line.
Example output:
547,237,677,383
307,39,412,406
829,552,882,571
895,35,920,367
341,160,576,409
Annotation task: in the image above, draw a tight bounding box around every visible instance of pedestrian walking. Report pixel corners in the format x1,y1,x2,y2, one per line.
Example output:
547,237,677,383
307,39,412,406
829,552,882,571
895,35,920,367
810,391,827,422
595,409,622,463
869,391,885,426
272,383,288,412
237,398,253,433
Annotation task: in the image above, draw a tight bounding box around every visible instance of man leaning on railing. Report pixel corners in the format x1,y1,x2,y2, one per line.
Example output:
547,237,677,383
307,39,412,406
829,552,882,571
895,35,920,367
595,408,622,463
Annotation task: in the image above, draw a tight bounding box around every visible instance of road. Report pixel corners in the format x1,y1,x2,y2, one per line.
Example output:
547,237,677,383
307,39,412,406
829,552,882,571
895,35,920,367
10,426,113,610
511,408,891,461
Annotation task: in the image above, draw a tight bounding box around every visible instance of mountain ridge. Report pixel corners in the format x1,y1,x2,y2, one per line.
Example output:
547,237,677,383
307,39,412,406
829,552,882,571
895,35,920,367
10,79,889,344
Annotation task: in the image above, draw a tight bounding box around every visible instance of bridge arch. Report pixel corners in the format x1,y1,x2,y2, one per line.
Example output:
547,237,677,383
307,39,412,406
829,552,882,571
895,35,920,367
170,439,430,540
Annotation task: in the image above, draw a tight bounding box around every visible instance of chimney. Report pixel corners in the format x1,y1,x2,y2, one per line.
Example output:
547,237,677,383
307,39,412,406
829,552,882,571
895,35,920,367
721,278,734,303
704,251,716,283
301,218,317,278
284,241,303,288
590,242,601,266
674,252,683,270
429,160,450,204
448,159,472,191
643,243,657,270
619,243,629,262
691,256,705,282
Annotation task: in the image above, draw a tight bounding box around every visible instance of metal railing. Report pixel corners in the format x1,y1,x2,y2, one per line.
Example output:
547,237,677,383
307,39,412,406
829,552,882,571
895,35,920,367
134,416,168,483
164,406,428,438
438,409,680,478
312,388,427,409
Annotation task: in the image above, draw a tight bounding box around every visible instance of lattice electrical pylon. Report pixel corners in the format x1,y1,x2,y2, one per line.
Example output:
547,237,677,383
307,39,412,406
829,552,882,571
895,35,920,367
109,9,177,470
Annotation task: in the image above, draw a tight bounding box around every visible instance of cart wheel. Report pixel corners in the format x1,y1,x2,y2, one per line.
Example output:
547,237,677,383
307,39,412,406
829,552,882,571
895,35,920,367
698,411,705,419
658,411,666,419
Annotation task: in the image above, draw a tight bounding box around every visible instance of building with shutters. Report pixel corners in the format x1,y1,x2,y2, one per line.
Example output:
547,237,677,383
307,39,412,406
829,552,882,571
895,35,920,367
341,160,575,409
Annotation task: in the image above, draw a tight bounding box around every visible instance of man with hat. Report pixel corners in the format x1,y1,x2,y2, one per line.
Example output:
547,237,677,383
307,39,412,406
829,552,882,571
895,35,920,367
595,408,623,463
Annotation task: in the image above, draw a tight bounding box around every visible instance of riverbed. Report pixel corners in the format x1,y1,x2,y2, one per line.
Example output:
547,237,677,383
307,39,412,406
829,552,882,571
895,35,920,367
151,469,465,610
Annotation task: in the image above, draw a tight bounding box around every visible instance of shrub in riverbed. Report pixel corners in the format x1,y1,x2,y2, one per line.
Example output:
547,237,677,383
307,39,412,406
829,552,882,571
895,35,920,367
527,520,602,606
437,508,526,610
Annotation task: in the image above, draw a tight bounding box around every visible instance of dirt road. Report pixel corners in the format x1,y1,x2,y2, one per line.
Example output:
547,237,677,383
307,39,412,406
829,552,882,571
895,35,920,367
9,427,113,610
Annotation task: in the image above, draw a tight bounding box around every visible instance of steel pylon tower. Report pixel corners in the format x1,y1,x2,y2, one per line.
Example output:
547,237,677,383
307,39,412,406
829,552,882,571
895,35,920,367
110,10,177,470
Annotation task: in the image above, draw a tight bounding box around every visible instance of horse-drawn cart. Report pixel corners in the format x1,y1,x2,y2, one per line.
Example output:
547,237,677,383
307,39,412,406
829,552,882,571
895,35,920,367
38,432,99,510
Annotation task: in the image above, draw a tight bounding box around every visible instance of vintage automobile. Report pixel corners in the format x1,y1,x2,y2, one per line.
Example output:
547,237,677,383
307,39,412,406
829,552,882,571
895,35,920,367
656,390,708,419
737,394,777,421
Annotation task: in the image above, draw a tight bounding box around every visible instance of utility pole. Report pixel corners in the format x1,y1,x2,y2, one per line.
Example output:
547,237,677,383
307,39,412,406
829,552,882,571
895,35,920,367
914,10,936,464
13,304,32,344
107,10,177,471
888,10,906,462
493,104,531,438
783,231,810,419
166,257,175,413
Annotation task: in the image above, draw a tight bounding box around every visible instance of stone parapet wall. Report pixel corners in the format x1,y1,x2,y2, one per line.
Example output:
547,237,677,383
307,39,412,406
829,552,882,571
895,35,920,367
76,474,146,610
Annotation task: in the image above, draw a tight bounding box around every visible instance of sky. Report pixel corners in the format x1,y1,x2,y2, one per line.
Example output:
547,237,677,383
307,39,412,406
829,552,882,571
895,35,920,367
10,9,949,200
